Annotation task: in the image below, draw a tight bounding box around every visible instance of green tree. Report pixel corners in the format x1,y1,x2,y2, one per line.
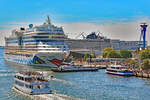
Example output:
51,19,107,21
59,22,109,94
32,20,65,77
139,49,150,60
106,50,121,58
141,59,150,70
125,59,138,67
84,53,92,60
91,54,96,58
120,50,132,58
102,47,113,58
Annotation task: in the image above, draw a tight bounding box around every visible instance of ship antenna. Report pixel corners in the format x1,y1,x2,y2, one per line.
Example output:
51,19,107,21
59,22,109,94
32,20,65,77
47,15,51,25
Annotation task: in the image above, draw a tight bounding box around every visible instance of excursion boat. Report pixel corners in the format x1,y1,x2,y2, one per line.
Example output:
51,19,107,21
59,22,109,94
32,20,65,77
13,71,51,95
105,65,133,76
4,16,69,67
51,64,98,72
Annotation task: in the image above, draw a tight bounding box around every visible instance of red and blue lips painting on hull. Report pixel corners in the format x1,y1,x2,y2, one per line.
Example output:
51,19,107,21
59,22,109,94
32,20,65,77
49,59,64,66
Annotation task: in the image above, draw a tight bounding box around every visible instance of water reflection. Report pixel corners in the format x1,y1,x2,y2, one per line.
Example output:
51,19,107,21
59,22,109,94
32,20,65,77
106,74,130,81
5,61,51,71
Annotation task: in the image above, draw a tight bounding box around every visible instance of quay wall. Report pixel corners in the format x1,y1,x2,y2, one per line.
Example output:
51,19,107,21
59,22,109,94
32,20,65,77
133,70,150,78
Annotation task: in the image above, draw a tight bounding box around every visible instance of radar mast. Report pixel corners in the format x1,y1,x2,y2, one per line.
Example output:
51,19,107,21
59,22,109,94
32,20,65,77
47,15,51,25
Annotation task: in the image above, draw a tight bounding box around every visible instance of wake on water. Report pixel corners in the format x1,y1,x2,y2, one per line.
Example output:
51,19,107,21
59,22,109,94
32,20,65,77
0,70,17,77
48,76,74,85
0,69,74,86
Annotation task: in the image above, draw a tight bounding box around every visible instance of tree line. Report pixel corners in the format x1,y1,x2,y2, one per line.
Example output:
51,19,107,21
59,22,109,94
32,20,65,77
83,47,150,70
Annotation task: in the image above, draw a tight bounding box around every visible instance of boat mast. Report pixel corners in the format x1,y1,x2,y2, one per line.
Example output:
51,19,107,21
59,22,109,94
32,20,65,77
47,15,51,25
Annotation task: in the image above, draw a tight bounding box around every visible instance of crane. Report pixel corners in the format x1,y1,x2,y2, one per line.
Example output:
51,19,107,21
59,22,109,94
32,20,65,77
139,23,148,49
75,32,86,39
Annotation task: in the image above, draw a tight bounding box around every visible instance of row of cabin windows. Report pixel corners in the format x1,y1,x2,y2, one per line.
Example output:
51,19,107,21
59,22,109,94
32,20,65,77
15,80,24,87
5,45,67,49
107,69,118,72
25,84,33,89
7,34,65,41
15,75,44,82
15,75,24,80
6,40,65,44
15,75,32,81
15,80,33,88
37,33,64,35
5,53,32,57
15,80,48,89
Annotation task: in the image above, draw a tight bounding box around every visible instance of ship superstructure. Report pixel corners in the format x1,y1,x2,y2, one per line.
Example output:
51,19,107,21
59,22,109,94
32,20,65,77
4,16,69,67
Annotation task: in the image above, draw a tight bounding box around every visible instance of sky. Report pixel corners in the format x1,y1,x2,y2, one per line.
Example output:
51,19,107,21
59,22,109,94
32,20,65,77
0,0,150,45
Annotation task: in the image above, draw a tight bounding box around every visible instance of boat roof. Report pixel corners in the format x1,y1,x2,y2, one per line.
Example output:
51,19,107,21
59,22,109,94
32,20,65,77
15,71,49,82
18,71,43,76
110,65,128,68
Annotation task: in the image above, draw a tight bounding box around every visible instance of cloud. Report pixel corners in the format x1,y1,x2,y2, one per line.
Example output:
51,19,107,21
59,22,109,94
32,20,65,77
62,21,149,43
0,19,150,46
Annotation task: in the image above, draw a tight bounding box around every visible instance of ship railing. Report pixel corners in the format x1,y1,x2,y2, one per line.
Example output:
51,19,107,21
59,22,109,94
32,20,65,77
24,31,64,34
30,81,49,85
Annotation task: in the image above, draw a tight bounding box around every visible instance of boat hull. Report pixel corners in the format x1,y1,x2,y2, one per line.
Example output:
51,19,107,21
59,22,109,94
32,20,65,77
4,52,69,68
105,70,133,76
14,85,51,95
51,67,98,72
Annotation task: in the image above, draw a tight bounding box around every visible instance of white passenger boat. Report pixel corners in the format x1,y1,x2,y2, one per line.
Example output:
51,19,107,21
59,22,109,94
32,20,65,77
105,65,133,76
13,71,51,95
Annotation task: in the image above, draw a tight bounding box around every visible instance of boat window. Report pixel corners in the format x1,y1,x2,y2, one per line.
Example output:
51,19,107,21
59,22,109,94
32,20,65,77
33,85,43,89
37,85,40,89
15,75,17,78
25,78,32,82
45,85,50,88
25,84,29,88
15,80,24,86
17,76,24,80
25,84,33,89
30,85,33,89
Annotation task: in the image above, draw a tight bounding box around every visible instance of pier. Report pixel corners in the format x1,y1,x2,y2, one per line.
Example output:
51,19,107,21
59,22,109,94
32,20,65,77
133,69,150,78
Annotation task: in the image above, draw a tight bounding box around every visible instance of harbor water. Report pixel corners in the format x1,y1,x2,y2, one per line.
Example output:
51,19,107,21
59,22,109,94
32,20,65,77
1,48,150,100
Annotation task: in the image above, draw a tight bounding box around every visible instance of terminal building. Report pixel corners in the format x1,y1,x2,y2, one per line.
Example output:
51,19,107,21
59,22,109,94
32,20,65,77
64,32,147,57
111,39,147,50
64,32,111,55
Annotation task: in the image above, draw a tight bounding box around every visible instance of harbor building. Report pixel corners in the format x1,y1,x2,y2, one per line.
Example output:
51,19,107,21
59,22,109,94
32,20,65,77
64,32,147,57
65,38,111,54
64,32,111,56
111,39,146,50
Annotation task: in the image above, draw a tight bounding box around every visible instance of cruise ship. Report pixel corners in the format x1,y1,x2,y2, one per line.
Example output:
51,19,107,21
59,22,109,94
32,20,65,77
4,16,69,67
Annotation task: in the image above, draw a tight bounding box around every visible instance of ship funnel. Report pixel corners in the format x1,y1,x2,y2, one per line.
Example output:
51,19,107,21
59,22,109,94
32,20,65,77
29,24,33,28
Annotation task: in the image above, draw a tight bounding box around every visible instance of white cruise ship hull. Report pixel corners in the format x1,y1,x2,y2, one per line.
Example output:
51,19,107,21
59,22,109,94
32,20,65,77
4,52,69,68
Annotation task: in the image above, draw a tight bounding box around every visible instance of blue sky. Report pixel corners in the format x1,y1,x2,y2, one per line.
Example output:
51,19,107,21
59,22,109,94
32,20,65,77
1,0,150,23
0,0,150,45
